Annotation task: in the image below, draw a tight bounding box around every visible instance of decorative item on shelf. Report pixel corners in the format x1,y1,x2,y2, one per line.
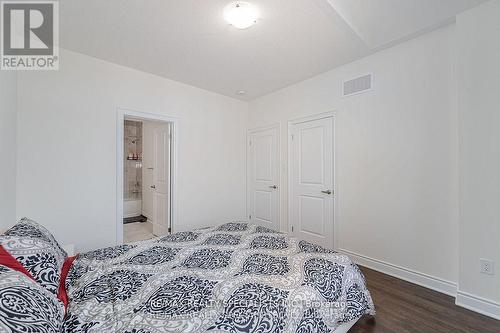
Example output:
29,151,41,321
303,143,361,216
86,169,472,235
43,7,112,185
126,152,143,161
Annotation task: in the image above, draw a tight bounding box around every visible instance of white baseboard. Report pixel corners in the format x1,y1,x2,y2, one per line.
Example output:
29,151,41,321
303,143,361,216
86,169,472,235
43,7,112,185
339,248,500,320
456,291,500,320
338,248,457,297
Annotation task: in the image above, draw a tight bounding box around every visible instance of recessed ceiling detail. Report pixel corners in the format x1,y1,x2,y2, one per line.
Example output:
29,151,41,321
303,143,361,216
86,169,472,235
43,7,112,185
326,0,486,49
59,0,487,101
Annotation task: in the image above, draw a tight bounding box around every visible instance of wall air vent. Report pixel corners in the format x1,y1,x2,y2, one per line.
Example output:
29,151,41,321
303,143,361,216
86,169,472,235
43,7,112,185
342,74,373,97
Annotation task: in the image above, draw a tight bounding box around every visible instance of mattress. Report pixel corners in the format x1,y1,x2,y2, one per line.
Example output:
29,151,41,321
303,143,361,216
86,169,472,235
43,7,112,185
63,222,374,332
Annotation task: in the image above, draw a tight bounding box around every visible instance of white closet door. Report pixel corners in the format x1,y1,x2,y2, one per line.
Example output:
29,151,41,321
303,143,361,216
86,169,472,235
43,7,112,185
142,122,154,219
290,116,334,248
248,126,280,231
152,123,171,236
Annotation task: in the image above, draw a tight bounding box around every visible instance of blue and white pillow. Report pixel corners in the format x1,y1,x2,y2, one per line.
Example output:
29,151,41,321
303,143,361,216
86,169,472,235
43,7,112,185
0,265,64,333
3,218,67,257
0,218,67,296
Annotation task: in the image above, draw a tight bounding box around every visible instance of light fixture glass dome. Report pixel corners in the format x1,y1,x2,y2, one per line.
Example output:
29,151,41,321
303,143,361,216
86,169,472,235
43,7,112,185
224,2,259,29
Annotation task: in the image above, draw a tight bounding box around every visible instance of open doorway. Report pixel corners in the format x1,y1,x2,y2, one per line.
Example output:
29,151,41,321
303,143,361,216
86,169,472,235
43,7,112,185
117,109,177,245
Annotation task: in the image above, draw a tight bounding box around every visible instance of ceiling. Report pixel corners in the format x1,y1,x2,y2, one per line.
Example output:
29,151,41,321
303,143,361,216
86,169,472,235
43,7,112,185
59,0,486,101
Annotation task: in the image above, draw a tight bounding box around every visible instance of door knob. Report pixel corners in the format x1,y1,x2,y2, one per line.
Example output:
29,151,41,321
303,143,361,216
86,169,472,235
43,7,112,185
269,185,278,189
321,190,332,195
150,185,156,189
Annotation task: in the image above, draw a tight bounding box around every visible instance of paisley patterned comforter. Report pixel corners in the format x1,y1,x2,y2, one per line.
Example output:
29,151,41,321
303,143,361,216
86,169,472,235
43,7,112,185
63,222,374,332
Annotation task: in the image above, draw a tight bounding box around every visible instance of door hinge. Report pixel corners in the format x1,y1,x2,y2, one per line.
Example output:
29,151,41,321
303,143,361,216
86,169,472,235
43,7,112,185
249,140,252,146
168,227,172,233
249,214,252,220
291,225,294,232
291,134,294,141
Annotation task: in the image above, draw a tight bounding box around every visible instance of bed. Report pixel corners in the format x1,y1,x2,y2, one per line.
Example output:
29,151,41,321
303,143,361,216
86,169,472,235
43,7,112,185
0,219,374,333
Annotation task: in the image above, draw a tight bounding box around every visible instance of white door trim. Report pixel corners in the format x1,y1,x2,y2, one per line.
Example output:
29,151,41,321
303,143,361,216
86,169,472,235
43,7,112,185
246,123,281,231
116,108,179,245
287,111,337,248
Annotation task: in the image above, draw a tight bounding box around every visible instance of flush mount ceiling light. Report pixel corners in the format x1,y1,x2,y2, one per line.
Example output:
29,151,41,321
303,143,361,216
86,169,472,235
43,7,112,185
224,2,259,29
235,90,247,95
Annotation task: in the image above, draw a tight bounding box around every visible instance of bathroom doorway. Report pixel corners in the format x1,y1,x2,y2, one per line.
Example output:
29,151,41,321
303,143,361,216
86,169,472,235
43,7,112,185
117,109,177,244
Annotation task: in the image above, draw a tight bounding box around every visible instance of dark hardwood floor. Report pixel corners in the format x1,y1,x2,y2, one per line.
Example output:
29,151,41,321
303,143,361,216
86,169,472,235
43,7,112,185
349,266,500,333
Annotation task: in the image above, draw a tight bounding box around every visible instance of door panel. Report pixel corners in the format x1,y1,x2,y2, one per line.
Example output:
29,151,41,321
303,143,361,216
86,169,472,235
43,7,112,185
154,127,169,194
248,127,279,230
255,135,273,181
254,190,272,222
300,126,324,184
152,123,171,237
299,195,325,236
153,191,168,236
290,116,334,248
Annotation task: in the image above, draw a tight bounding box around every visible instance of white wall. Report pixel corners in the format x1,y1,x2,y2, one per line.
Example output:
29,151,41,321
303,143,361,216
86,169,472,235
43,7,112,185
457,0,500,314
16,49,248,252
249,26,459,286
0,71,17,229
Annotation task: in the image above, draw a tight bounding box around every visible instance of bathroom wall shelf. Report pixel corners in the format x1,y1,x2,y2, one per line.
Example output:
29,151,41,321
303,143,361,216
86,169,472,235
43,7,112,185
124,119,143,207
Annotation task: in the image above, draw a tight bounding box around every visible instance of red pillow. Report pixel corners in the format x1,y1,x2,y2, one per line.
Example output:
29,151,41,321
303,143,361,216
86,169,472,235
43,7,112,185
0,244,36,280
58,254,78,311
